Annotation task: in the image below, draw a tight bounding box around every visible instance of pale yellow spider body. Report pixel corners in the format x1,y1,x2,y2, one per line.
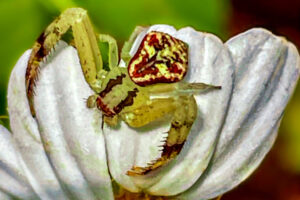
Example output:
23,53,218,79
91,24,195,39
26,8,221,176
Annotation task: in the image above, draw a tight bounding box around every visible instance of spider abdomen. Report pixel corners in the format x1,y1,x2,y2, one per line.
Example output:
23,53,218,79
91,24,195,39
128,31,188,86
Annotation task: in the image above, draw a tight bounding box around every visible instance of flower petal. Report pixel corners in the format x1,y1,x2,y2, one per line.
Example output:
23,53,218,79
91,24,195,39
147,27,234,195
104,25,234,195
32,42,114,199
178,28,300,199
8,50,68,199
0,125,37,199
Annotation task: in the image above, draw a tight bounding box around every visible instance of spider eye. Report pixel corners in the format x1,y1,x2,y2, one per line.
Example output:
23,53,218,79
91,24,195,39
128,31,188,86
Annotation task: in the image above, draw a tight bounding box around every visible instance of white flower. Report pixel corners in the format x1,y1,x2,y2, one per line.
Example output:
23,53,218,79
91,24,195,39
0,25,299,200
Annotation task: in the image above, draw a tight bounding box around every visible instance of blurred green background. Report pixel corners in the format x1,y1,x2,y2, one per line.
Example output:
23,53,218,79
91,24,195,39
0,0,299,199
0,0,229,127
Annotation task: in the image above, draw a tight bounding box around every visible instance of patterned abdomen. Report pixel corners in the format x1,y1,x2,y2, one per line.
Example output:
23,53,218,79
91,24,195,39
128,31,188,86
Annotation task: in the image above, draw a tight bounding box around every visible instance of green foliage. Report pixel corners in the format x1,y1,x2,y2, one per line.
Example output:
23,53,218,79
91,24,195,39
75,0,229,41
0,0,54,129
0,116,9,128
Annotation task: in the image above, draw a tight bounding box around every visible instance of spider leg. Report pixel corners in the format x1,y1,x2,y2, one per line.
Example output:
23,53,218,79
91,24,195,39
26,7,103,116
120,81,220,127
98,34,119,71
120,98,176,128
121,26,147,65
148,82,221,97
126,95,197,176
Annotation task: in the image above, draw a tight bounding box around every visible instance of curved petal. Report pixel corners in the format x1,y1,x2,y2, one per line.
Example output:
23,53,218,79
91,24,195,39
32,42,114,200
104,25,234,195
178,28,300,199
147,27,234,195
0,125,37,199
8,49,68,199
8,42,114,200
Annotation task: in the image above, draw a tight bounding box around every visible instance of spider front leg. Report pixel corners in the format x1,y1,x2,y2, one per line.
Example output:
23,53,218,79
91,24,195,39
121,26,147,65
126,95,198,176
26,8,113,116
119,81,220,127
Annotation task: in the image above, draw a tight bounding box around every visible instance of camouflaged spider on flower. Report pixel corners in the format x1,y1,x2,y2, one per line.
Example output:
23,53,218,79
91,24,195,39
3,7,300,200
25,8,221,176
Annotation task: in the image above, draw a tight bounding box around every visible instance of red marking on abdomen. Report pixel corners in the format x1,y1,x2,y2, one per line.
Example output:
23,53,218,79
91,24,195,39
128,31,188,86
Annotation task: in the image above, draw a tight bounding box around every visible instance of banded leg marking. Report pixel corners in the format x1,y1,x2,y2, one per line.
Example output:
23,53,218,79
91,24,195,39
127,95,197,176
26,7,102,115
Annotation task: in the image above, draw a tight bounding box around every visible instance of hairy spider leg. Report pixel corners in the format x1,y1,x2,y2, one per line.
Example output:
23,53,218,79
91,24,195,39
26,7,104,116
126,95,197,176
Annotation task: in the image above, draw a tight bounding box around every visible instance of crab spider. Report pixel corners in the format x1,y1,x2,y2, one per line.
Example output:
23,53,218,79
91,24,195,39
26,8,221,176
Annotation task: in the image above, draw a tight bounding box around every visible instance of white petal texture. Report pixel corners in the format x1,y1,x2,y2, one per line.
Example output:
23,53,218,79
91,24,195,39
1,25,299,200
104,25,234,195
7,42,114,200
177,28,300,200
0,125,37,199
105,26,299,198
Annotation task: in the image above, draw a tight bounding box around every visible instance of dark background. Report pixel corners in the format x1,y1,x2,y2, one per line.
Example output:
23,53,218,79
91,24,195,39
224,0,300,199
0,0,299,199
